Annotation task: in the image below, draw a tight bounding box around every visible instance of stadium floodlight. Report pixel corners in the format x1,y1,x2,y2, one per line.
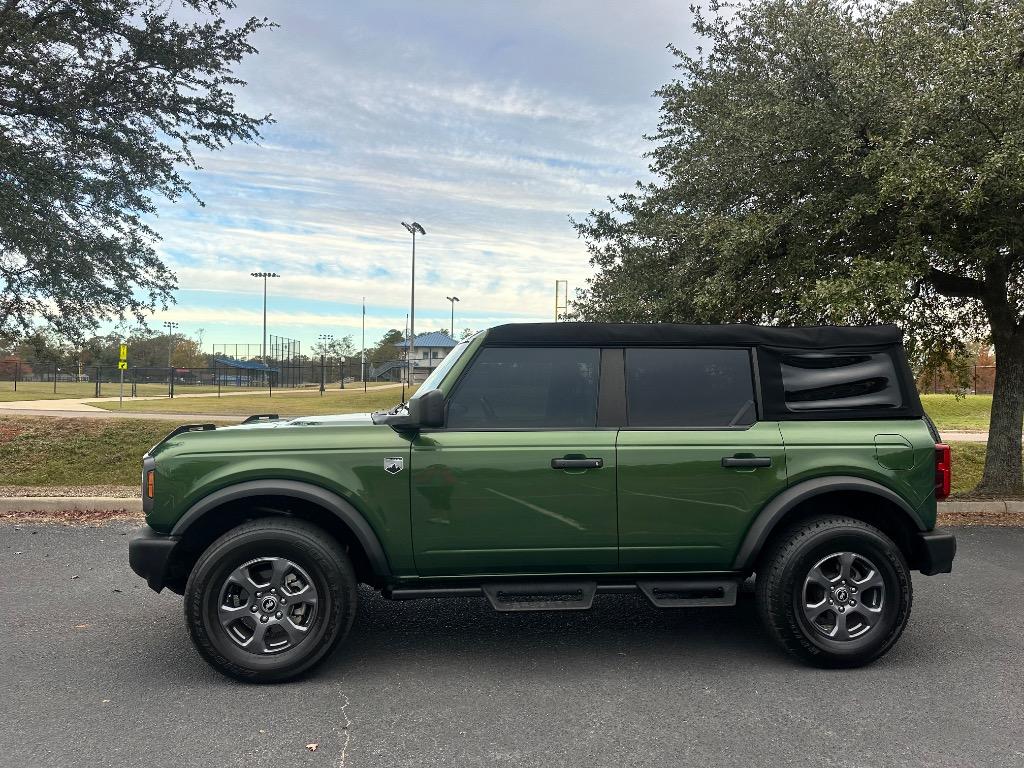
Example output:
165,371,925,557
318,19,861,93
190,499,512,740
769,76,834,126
162,321,179,368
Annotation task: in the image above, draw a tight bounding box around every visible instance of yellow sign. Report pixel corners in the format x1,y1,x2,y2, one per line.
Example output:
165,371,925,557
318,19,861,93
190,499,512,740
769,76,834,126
118,360,128,370
119,343,128,362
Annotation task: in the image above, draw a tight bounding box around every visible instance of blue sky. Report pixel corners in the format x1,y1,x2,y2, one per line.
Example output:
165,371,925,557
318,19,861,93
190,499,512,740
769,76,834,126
144,1,696,351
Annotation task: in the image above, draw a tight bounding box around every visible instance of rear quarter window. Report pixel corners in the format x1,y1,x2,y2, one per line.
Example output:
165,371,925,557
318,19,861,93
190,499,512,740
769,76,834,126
781,352,902,411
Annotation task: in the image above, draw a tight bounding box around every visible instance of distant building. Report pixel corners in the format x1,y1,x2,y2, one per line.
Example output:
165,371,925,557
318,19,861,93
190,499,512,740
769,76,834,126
392,331,458,384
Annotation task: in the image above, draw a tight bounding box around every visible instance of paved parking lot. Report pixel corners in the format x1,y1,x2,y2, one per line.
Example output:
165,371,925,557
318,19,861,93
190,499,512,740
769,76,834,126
1,523,1021,768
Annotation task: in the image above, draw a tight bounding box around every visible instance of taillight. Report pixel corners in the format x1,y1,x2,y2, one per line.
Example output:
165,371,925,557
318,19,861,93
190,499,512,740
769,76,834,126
146,469,155,499
934,444,951,500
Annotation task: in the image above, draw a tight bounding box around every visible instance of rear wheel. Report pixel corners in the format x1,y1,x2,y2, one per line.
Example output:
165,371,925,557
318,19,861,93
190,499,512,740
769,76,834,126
185,518,357,682
756,516,912,668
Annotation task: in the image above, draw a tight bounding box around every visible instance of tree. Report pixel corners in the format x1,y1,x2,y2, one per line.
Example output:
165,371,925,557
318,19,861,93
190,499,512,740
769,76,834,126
368,329,404,365
311,335,355,360
573,0,1024,493
170,337,205,368
0,1,274,341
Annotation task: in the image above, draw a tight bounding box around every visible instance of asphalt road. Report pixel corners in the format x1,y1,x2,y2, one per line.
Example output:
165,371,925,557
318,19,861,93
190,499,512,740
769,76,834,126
1,524,1021,768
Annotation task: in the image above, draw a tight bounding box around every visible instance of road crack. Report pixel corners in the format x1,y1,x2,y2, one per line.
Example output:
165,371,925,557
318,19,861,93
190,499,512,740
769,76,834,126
337,693,352,767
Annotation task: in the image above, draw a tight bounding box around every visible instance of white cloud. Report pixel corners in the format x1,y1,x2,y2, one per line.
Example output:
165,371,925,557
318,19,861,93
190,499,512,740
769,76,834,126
139,0,696,348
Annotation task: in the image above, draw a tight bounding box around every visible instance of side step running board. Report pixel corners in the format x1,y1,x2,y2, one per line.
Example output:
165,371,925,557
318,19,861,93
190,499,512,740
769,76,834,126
386,578,741,611
482,581,597,612
637,579,738,608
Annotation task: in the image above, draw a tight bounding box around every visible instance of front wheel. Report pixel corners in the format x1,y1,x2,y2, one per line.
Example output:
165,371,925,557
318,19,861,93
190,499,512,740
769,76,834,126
184,518,357,682
756,516,912,668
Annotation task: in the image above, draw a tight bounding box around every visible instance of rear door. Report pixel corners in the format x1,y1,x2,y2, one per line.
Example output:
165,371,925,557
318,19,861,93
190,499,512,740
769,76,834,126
616,347,787,570
410,346,618,576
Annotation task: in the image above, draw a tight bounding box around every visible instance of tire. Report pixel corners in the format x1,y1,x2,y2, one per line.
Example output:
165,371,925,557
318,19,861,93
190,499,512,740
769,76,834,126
184,518,357,683
756,515,912,668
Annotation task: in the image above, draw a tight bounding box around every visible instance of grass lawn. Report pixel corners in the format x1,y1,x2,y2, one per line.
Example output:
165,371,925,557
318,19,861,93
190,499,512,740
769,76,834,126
0,417,189,486
0,380,394,402
91,385,412,417
949,442,987,496
921,394,992,432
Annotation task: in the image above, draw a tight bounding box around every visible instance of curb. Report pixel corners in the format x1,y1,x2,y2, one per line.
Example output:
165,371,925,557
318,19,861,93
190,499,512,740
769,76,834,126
939,500,1023,515
0,497,142,514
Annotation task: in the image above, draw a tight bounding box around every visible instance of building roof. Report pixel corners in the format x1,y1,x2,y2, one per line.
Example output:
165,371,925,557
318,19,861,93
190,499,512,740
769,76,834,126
482,323,903,349
212,356,275,371
396,331,458,349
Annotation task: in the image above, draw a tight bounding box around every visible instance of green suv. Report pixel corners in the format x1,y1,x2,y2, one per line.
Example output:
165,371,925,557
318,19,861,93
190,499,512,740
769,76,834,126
129,323,955,681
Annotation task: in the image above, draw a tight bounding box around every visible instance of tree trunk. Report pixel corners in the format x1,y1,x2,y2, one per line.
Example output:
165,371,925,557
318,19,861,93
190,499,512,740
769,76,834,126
976,331,1024,494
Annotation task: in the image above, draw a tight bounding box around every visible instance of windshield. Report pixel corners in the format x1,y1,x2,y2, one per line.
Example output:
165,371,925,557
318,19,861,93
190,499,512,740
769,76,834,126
413,340,471,396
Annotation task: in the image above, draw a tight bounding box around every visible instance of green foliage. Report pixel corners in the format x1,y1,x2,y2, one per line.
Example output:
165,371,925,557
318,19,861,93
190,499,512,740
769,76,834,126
312,334,356,360
0,0,275,341
573,0,1024,491
575,0,1022,343
367,329,405,364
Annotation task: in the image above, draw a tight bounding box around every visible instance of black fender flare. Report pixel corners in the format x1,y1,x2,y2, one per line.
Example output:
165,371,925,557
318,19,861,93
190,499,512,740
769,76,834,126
170,479,392,578
732,476,926,572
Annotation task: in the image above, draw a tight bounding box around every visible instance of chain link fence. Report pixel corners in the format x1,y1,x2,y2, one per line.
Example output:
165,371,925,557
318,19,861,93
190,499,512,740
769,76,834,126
0,358,373,399
919,365,996,395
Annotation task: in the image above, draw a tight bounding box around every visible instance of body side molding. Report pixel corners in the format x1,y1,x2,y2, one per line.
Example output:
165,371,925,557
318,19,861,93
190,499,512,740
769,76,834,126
170,480,392,578
733,476,926,572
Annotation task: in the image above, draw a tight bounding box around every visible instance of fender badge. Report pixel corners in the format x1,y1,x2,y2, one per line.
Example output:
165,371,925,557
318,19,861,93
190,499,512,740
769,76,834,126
384,457,404,474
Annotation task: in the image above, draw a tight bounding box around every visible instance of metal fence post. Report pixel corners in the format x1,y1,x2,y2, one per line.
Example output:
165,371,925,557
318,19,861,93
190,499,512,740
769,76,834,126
53,360,57,394
13,360,18,391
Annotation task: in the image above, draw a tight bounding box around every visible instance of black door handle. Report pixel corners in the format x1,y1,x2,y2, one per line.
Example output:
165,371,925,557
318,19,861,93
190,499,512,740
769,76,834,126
551,458,603,470
721,456,772,468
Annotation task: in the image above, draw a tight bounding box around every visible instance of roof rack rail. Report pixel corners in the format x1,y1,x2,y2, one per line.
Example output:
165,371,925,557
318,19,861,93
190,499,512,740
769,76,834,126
242,414,279,424
164,423,218,439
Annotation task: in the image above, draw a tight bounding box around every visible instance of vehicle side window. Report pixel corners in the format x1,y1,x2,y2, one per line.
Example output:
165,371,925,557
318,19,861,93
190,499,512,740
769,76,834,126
782,352,902,411
625,348,756,427
447,347,600,429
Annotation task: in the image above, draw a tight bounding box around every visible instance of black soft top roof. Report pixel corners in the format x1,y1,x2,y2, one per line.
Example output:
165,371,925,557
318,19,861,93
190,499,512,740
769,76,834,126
484,322,902,349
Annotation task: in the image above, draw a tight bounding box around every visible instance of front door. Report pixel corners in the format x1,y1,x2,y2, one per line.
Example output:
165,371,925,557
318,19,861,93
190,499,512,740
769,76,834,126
615,347,788,570
410,346,617,576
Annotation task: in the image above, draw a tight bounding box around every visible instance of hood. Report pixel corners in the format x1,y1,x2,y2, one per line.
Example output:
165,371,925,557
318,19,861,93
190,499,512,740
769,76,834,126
216,412,376,432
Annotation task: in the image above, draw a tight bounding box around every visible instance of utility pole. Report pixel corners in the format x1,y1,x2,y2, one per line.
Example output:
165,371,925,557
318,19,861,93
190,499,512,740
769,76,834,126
250,272,280,362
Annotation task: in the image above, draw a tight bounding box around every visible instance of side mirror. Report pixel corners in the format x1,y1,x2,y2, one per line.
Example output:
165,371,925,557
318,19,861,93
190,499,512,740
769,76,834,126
414,389,445,428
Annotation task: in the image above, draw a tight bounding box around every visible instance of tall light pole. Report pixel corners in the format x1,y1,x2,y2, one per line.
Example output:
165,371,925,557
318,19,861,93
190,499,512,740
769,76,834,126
250,272,280,362
317,333,333,396
361,297,366,393
401,222,425,384
162,321,179,367
446,296,460,338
